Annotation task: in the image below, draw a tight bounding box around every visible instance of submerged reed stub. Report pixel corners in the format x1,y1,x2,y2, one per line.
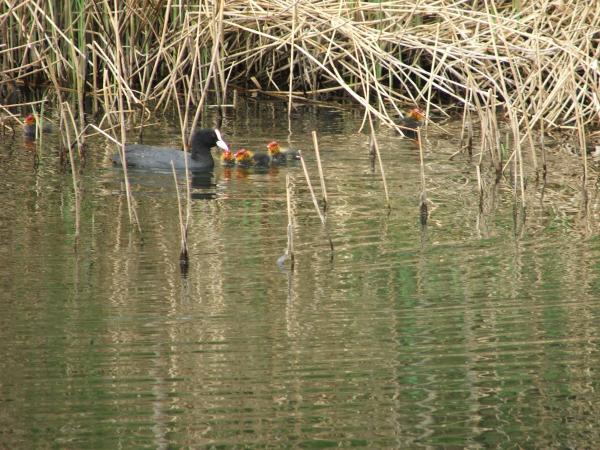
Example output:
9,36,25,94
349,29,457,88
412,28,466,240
419,191,428,226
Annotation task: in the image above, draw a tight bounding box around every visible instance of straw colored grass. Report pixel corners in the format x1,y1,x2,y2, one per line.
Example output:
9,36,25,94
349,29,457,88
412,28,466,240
1,0,599,157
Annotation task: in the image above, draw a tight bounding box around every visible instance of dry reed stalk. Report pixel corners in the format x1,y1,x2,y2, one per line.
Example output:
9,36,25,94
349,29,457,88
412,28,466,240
173,81,193,258
3,0,600,183
501,108,527,206
61,102,80,240
75,55,86,146
153,14,192,112
91,45,99,114
419,190,428,227
141,0,175,103
473,90,502,179
476,165,483,198
515,116,526,206
570,61,588,185
296,153,334,257
368,135,376,171
574,96,588,185
189,9,224,131
311,131,328,212
61,100,83,158
197,0,226,121
298,150,326,225
512,134,518,203
471,92,487,169
489,92,503,180
417,128,426,191
171,162,188,267
497,35,538,173
109,0,139,230
367,115,390,209
88,123,139,230
0,100,46,118
287,0,297,115
417,128,428,225
283,173,295,270
424,24,441,127
215,1,228,106
456,87,474,160
534,38,548,179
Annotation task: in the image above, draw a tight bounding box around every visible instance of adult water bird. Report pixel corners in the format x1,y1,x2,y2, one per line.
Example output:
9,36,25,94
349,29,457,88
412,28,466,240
112,128,228,171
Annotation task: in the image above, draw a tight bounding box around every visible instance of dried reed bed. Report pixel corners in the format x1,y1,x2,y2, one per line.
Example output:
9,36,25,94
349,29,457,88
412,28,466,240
1,1,599,147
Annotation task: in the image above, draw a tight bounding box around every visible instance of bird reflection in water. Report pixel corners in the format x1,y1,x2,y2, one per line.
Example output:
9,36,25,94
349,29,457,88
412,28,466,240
190,171,217,200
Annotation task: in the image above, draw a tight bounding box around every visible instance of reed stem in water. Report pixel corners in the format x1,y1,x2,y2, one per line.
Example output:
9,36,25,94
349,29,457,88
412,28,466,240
417,128,428,225
171,162,189,270
285,174,295,271
311,131,328,212
297,150,335,255
367,115,390,209
298,150,326,225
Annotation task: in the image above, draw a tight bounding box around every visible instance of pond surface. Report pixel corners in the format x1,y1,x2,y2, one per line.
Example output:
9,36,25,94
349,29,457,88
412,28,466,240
2,101,600,448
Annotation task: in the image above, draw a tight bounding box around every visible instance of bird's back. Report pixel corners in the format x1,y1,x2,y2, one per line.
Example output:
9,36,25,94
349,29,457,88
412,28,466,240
253,153,271,167
113,145,212,170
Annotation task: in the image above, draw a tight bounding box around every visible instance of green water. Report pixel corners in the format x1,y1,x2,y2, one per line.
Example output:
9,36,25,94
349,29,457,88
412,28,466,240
2,102,600,448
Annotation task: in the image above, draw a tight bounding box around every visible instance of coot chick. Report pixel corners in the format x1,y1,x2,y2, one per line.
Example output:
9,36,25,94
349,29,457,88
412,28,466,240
234,149,253,167
398,107,425,140
252,151,271,168
23,114,36,138
267,141,287,164
221,149,236,166
234,149,270,168
235,148,271,168
112,128,228,171
23,114,52,139
267,141,300,163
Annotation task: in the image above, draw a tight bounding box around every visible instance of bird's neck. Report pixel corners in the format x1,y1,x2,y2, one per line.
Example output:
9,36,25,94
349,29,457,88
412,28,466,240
191,147,213,164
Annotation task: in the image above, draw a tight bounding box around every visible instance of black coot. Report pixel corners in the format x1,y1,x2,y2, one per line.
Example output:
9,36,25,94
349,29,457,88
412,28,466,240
112,128,228,171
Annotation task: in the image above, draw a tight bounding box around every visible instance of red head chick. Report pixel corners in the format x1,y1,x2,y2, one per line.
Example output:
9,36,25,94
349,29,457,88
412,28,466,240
407,107,426,122
234,149,254,167
221,149,236,166
267,141,281,156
